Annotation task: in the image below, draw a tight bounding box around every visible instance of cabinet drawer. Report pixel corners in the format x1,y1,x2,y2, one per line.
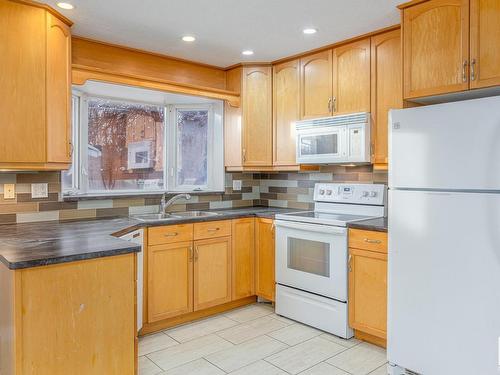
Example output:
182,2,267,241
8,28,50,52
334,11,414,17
348,229,387,253
194,220,231,240
148,224,193,245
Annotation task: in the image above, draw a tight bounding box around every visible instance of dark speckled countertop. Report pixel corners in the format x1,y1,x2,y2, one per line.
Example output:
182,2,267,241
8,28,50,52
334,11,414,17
347,217,388,232
0,207,304,270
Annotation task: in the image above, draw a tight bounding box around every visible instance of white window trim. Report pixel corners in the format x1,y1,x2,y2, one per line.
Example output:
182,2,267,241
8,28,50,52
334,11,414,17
63,92,224,197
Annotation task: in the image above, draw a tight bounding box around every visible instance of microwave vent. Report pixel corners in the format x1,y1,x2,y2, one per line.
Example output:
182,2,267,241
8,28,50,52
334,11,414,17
295,112,369,130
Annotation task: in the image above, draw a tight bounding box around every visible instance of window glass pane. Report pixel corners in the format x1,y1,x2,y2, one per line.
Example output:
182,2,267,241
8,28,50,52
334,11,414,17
87,99,164,191
176,109,208,187
62,95,79,192
287,237,330,277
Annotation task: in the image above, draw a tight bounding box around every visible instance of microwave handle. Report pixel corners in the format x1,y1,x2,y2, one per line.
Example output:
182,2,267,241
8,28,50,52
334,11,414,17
274,220,347,235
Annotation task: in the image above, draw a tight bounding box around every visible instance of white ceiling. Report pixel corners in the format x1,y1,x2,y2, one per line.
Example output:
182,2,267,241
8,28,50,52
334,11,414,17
46,0,401,68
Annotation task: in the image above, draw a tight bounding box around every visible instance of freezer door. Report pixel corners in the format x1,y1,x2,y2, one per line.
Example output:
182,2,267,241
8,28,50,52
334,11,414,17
388,190,500,375
389,96,500,190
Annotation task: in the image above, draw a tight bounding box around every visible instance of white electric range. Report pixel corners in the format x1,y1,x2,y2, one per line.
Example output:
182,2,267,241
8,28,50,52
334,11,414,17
274,183,386,338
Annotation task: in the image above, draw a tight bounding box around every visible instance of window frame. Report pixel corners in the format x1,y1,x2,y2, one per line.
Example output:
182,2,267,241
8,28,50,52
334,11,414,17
63,91,224,197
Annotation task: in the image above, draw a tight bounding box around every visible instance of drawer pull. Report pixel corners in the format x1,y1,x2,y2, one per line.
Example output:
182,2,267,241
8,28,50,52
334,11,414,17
364,238,381,244
164,232,179,237
207,228,220,232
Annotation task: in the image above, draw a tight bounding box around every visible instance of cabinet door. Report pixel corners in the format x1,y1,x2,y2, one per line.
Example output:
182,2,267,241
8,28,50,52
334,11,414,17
231,218,255,300
371,29,402,166
224,67,243,168
470,0,500,89
402,0,470,98
242,66,272,166
300,50,333,119
46,12,72,164
194,237,232,310
332,39,371,115
348,248,387,339
0,1,46,164
255,218,275,301
148,241,193,322
273,60,300,166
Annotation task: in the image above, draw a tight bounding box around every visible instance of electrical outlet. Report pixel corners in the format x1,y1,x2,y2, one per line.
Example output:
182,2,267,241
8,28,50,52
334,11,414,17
31,183,49,199
232,180,242,191
3,184,15,199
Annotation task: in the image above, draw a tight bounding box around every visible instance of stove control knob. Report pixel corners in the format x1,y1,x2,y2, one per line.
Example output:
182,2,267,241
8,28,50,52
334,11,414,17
362,191,369,197
326,190,332,196
369,191,377,197
319,189,325,195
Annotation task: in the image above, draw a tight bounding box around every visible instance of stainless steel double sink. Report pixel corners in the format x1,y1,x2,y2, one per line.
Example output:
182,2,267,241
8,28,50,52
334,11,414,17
131,211,219,222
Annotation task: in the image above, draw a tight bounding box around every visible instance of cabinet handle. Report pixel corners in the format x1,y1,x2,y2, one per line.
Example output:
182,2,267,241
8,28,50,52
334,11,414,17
194,247,199,260
364,238,381,244
471,59,477,81
328,97,332,113
332,97,337,112
69,141,73,158
348,254,352,272
207,228,220,232
189,246,194,262
164,232,178,237
242,149,246,162
462,60,468,82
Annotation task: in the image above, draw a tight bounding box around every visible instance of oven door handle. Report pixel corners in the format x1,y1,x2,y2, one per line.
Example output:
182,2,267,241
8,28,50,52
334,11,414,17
274,220,347,235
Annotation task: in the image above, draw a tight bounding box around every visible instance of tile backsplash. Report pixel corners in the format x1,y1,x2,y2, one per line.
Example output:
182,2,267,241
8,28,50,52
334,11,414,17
0,166,387,224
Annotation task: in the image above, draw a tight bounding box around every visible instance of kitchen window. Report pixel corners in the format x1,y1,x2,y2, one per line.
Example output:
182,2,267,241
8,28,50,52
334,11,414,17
62,85,224,196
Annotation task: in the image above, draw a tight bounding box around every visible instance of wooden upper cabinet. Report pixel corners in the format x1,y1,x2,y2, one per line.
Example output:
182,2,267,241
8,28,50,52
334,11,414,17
401,0,470,99
255,218,275,301
470,0,500,89
371,29,402,166
46,12,72,164
332,39,371,114
242,66,273,166
0,0,72,170
231,218,255,300
193,236,232,310
300,50,333,119
273,60,300,166
148,241,193,322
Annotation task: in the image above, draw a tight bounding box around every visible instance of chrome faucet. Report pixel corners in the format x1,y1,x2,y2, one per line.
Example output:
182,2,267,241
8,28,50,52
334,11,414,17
159,193,191,213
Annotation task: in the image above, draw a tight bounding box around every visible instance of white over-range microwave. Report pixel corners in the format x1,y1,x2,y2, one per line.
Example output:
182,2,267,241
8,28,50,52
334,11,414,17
295,112,371,164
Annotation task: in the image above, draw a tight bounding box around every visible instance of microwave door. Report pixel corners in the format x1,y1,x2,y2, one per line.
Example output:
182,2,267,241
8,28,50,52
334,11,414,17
296,126,346,164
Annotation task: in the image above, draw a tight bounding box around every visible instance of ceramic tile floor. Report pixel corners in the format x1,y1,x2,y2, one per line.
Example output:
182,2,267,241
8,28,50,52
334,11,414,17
139,303,387,375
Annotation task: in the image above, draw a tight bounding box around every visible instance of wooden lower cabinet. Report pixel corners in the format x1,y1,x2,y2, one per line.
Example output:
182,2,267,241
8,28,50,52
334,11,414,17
143,218,269,333
255,218,276,301
147,241,193,322
348,229,388,347
231,218,255,299
0,254,136,374
194,236,232,311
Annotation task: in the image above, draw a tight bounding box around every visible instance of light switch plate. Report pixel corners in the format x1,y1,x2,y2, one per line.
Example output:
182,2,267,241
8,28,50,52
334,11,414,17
31,183,49,199
3,184,15,199
232,180,242,191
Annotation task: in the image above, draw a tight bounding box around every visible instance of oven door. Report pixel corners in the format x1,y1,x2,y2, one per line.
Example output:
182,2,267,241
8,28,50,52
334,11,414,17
295,126,346,164
275,220,348,301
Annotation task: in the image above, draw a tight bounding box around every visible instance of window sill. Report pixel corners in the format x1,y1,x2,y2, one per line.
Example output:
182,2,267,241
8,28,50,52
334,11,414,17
62,190,224,201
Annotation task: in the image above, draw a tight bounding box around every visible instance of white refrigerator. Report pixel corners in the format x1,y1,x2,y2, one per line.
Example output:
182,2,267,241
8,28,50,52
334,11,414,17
388,96,500,375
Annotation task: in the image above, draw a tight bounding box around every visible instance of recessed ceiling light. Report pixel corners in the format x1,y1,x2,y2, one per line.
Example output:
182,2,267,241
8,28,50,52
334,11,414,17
182,36,196,42
56,2,74,10
303,28,317,35
242,50,254,56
